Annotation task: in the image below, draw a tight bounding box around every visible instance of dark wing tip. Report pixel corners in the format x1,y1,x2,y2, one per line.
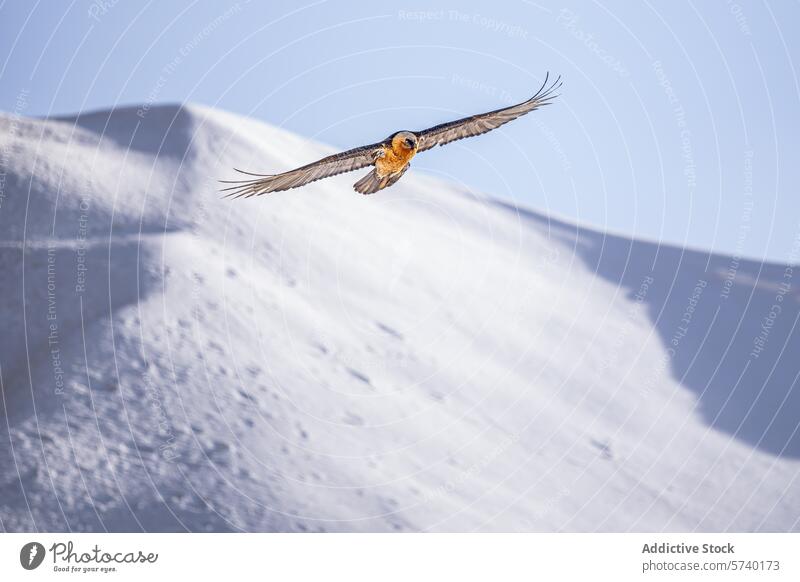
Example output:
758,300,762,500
232,167,272,177
530,72,562,103
220,185,255,199
218,168,278,199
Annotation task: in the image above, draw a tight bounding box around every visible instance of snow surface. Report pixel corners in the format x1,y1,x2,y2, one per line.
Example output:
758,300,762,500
0,103,798,532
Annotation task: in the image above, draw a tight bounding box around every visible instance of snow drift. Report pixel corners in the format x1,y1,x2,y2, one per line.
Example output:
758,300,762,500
0,103,798,532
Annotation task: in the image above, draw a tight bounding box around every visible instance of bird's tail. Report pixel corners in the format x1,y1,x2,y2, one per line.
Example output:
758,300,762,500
353,169,385,195
353,166,409,195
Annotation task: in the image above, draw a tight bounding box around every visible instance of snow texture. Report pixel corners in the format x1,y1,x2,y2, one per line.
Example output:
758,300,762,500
0,103,798,532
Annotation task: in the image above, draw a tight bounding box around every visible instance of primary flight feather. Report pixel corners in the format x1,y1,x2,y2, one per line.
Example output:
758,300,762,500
221,73,561,198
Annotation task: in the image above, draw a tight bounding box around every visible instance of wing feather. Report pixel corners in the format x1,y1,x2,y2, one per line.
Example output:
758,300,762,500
221,142,386,198
416,73,561,153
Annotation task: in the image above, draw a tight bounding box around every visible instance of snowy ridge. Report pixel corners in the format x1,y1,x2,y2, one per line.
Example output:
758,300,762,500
0,103,798,532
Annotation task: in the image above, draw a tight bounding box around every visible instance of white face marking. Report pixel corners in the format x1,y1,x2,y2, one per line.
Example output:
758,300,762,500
395,131,417,150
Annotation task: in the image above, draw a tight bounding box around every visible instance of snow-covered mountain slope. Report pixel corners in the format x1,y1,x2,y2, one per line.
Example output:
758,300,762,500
1,103,798,532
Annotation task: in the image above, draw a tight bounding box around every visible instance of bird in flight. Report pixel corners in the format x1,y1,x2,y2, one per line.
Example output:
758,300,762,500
222,73,560,198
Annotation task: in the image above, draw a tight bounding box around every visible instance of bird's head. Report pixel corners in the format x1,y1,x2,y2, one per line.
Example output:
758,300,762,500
393,131,418,151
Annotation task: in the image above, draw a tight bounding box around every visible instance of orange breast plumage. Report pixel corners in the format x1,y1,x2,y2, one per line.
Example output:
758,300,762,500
376,135,418,176
376,149,414,175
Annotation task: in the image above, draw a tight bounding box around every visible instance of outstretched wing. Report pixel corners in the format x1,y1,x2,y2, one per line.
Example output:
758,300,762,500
221,142,386,198
416,73,561,153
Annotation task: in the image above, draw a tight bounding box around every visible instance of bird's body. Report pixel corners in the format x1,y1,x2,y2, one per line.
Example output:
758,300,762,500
352,131,418,194
222,74,560,198
376,132,418,176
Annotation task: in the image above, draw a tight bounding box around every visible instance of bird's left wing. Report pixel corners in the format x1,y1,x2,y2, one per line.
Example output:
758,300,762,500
221,141,386,198
416,73,561,153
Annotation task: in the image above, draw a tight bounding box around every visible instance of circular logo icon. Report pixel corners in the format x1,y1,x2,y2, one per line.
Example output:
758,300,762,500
20,542,46,570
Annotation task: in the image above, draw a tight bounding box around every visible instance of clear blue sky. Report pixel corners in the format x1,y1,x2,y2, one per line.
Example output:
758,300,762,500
1,0,798,262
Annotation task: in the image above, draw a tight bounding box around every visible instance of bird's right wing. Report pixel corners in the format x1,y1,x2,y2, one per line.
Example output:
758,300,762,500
221,141,386,198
